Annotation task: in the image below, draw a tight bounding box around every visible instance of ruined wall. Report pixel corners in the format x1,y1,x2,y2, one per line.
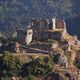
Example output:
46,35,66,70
31,19,49,40
52,18,66,30
25,29,33,45
56,20,65,29
31,18,67,41
17,29,25,43
49,31,62,40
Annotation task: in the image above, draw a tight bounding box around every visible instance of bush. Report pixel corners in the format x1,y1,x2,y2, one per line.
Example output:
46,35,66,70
27,75,38,80
0,70,10,80
1,52,54,78
21,56,54,77
2,51,28,76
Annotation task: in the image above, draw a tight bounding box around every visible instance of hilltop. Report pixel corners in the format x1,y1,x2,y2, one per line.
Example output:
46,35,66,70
0,18,80,80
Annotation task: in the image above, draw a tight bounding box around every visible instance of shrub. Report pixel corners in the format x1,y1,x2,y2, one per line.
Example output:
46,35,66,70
2,51,28,76
27,75,38,80
21,56,53,77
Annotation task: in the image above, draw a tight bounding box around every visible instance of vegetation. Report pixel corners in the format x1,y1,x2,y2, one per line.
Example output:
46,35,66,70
21,56,53,78
8,37,17,42
74,52,80,69
0,51,54,79
0,51,27,78
65,51,72,64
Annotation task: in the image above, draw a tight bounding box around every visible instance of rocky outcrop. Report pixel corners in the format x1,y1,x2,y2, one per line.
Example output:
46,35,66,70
59,55,68,68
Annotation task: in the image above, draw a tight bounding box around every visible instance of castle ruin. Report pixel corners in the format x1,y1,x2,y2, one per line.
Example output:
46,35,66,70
16,18,67,45
31,18,67,41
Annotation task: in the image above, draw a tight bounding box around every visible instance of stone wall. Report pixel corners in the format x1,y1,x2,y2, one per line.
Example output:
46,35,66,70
25,28,33,45
31,19,49,40
49,31,62,40
17,29,25,43
31,18,66,41
17,28,33,45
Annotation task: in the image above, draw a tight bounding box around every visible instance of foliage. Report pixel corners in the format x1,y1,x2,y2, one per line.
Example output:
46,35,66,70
1,51,54,78
65,51,72,64
27,75,38,80
8,37,17,42
21,56,53,77
1,70,10,80
0,55,3,67
2,51,28,74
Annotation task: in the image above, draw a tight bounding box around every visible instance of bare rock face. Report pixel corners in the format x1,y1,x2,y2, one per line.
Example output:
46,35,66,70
46,72,65,80
59,55,68,68
65,72,75,80
75,53,80,69
52,73,64,80
59,40,69,52
52,53,68,68
52,54,61,64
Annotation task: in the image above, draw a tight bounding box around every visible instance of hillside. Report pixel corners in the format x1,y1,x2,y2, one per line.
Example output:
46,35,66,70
0,0,80,37
0,33,80,80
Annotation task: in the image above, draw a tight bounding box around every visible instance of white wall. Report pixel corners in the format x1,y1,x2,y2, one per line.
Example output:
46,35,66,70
52,18,56,30
25,29,33,45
